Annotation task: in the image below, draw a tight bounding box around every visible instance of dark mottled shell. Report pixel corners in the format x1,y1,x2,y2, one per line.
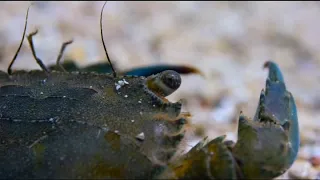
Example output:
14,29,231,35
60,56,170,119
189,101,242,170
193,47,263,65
0,70,188,178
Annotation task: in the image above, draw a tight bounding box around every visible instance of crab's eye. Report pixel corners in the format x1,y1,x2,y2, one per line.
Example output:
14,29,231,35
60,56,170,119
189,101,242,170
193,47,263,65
160,70,181,92
146,70,181,97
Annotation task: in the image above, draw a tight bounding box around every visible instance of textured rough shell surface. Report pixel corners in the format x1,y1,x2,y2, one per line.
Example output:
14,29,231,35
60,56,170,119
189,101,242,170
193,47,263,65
0,70,188,178
0,1,319,179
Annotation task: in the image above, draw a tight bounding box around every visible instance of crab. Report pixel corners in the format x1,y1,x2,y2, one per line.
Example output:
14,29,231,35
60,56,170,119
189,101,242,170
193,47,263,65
0,3,299,179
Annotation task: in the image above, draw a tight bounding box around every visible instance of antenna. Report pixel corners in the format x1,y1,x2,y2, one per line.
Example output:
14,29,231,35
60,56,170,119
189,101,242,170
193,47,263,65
100,1,117,77
7,3,32,75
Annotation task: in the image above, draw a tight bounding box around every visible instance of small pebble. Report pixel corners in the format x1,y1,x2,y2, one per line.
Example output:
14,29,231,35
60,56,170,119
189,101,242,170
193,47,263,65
288,159,319,179
310,156,320,167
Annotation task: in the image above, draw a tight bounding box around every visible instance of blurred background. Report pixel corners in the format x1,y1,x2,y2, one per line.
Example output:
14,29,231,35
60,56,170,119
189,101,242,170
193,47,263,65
0,1,319,179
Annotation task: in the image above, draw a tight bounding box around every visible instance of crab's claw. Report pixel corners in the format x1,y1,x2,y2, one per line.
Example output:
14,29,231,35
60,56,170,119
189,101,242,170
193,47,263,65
263,61,285,83
232,61,299,179
259,61,299,160
253,61,289,124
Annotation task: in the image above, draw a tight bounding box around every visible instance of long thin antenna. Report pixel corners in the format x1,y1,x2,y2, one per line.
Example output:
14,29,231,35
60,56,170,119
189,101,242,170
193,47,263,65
100,1,117,77
7,3,32,75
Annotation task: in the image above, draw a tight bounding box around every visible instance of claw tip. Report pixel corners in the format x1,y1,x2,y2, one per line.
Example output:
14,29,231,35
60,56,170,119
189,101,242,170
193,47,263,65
263,60,285,83
263,61,272,69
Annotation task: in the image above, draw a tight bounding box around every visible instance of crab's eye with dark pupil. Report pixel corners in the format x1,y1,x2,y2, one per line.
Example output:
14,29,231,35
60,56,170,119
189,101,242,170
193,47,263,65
161,70,181,91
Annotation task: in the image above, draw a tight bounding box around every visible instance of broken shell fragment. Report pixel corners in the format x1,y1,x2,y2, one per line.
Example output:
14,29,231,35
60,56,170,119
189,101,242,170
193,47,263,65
135,132,145,141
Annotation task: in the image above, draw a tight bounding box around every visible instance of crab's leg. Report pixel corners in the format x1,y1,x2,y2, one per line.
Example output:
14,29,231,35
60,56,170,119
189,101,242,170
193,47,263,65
55,40,74,72
232,61,299,179
122,64,204,77
49,61,203,78
49,60,80,72
27,30,50,74
156,135,238,179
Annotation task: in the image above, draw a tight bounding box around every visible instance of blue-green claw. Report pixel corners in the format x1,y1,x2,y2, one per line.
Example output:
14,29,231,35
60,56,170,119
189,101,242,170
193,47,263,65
260,61,299,161
263,61,285,83
233,61,299,179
